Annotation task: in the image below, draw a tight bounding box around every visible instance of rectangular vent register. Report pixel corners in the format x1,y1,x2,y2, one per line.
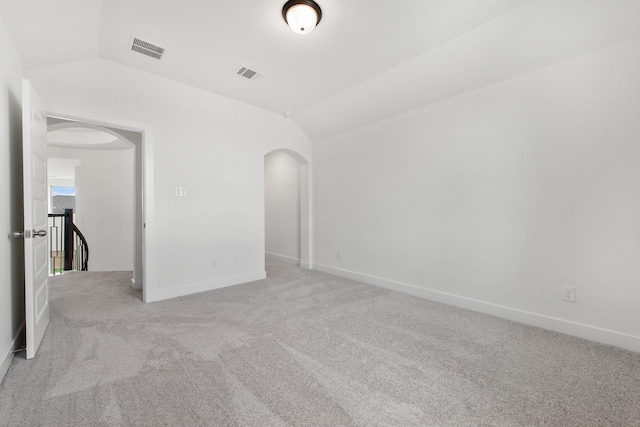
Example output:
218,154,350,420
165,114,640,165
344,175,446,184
130,37,166,60
236,66,261,81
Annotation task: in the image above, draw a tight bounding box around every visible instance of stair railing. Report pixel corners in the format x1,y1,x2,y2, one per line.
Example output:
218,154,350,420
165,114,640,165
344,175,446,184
48,208,89,274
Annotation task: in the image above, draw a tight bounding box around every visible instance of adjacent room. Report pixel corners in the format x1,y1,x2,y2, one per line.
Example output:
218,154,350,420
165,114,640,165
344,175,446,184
1,1,639,425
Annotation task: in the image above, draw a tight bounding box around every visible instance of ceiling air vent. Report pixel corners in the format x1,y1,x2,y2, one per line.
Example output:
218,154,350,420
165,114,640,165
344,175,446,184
130,36,165,60
235,66,261,81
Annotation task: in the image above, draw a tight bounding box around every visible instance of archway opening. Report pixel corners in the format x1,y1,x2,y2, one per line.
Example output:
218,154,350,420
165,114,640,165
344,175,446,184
46,118,144,299
264,149,310,269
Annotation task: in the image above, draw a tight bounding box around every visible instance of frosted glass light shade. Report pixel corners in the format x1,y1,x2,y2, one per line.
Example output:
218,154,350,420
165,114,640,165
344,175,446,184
282,1,322,35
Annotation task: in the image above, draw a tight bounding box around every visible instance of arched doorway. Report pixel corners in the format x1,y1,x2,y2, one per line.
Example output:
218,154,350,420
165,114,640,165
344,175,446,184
264,149,311,269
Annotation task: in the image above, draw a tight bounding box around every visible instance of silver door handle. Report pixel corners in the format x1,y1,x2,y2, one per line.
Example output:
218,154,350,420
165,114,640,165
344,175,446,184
12,231,23,238
32,229,47,237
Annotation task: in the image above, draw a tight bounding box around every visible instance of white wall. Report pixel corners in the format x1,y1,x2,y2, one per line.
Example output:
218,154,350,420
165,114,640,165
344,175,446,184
0,16,24,383
48,146,135,271
313,36,640,352
28,58,312,302
265,151,301,263
48,178,75,188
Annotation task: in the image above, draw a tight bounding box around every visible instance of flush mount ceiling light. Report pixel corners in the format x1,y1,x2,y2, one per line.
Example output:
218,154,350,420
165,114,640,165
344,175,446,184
282,0,322,35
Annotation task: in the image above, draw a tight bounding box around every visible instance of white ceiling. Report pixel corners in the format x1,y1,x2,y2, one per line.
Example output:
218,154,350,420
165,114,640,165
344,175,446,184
48,125,134,150
1,0,639,140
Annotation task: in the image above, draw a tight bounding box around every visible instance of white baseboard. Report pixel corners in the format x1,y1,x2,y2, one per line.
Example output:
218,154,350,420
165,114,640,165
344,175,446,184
1,323,25,385
300,261,311,270
146,271,267,302
313,263,640,353
266,252,300,266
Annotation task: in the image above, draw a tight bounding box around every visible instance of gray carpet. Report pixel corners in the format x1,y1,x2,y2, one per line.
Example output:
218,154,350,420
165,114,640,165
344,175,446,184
1,260,639,426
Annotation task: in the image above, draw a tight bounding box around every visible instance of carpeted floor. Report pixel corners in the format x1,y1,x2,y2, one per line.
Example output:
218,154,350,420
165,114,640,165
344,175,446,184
1,260,639,426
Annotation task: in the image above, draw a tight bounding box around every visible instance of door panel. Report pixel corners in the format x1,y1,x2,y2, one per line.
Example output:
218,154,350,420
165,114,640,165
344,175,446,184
23,79,50,360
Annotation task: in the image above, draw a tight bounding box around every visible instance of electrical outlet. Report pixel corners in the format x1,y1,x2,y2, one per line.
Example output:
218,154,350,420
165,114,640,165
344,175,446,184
562,286,576,303
337,251,342,260
175,186,187,197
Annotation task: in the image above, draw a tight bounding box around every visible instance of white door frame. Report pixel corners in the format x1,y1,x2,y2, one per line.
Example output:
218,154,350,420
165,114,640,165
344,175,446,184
44,105,155,302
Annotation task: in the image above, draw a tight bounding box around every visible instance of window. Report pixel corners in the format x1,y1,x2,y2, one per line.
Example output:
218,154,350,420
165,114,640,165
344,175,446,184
51,186,76,214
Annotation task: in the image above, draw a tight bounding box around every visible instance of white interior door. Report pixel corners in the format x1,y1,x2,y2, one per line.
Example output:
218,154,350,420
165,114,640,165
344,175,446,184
22,79,50,359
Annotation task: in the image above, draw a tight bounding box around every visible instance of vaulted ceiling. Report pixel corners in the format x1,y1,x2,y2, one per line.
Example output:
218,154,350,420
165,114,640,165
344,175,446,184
1,0,639,140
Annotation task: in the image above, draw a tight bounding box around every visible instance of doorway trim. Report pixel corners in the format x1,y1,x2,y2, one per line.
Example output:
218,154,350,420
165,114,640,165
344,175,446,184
44,105,155,302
